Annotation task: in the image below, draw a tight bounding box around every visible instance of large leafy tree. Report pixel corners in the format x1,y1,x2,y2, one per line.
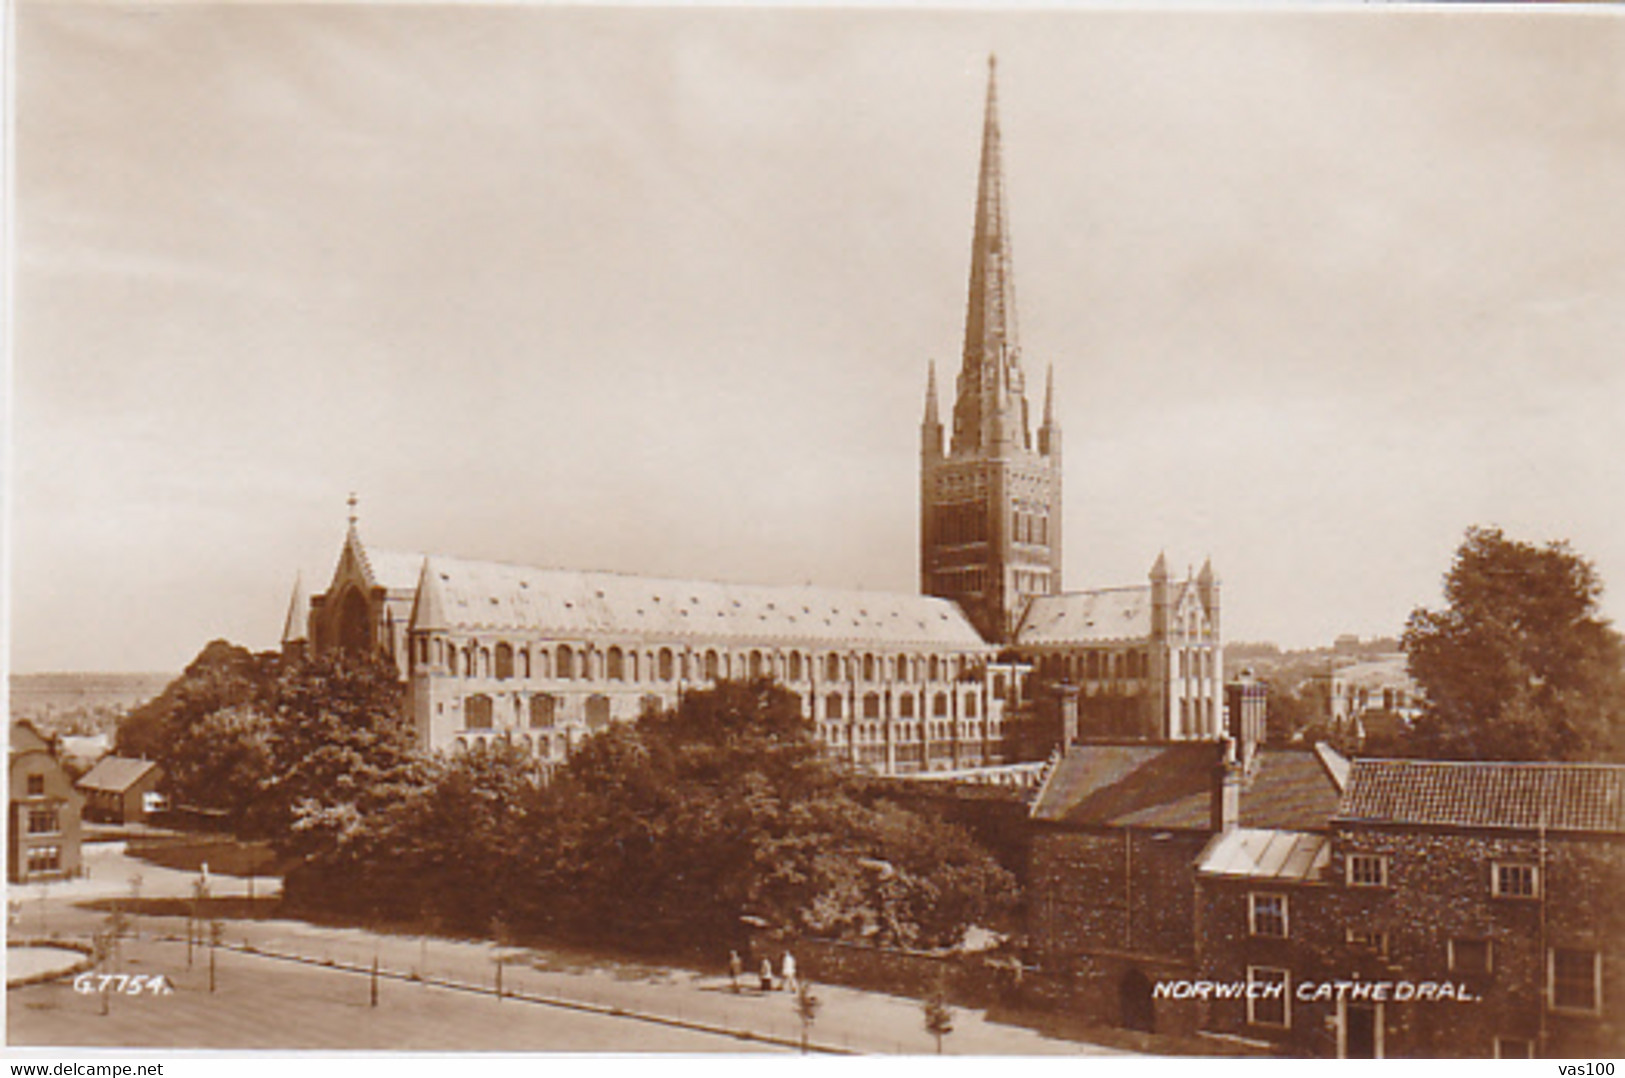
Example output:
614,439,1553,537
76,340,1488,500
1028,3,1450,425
290,679,1017,952
1403,526,1625,761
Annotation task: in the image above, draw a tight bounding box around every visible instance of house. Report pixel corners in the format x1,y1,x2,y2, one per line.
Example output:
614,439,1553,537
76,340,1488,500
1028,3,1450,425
77,756,167,824
1023,733,1348,1035
7,720,84,883
1307,655,1421,749
1192,759,1625,1057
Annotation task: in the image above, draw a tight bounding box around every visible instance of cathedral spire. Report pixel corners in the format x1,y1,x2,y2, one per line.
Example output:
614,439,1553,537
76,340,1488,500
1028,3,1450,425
953,54,1027,456
924,360,940,427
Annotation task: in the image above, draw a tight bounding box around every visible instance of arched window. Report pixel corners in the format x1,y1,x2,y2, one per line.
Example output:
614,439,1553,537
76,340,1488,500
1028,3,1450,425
750,651,764,679
863,693,882,720
899,695,915,719
495,643,514,680
530,694,556,729
586,694,611,729
536,649,551,679
826,694,844,720
825,654,842,682
965,694,979,718
863,655,876,682
466,694,494,730
788,652,803,682
929,655,941,682
933,692,949,717
607,647,625,681
557,645,574,680
659,648,675,681
628,651,640,682
1088,652,1100,679
705,650,720,681
520,648,531,679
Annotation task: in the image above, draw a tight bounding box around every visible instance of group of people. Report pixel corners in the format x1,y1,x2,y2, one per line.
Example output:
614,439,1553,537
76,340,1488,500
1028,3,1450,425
729,949,797,994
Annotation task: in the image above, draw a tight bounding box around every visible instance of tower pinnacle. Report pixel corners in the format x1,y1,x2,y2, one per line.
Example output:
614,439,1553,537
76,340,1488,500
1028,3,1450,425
953,54,1026,456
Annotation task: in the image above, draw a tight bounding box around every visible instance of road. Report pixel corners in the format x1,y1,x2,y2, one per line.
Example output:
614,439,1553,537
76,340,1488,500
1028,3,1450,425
8,841,1127,1055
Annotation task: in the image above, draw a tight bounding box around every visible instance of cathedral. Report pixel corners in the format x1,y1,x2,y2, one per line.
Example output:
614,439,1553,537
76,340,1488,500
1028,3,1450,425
283,59,1225,774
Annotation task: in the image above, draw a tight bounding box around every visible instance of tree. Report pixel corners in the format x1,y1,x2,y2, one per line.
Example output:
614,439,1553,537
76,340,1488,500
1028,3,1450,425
793,980,821,1054
923,981,954,1054
1403,526,1625,761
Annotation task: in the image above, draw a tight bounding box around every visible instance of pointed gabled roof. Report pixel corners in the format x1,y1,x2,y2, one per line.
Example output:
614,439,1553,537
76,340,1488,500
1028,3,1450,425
408,555,990,649
962,54,1019,373
282,574,310,645
951,55,1030,457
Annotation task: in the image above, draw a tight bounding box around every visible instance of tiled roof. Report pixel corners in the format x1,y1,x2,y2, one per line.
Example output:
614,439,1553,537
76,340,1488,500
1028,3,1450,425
1029,742,1344,831
1015,587,1153,645
412,556,992,650
1197,828,1332,882
361,548,428,593
77,756,162,794
1337,759,1625,834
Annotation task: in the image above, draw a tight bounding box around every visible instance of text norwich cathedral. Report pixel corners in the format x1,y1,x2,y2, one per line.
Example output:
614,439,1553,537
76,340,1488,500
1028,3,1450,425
281,60,1225,775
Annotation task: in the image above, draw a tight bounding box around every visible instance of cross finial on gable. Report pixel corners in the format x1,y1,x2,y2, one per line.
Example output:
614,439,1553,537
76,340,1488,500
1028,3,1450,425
347,492,359,528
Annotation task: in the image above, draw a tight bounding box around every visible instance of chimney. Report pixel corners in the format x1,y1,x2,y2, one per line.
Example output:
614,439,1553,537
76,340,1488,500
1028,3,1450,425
1056,682,1081,748
1211,741,1243,832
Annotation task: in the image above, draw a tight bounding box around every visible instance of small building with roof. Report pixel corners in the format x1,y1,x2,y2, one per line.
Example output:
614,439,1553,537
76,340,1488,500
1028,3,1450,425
1022,732,1348,1036
8,721,83,883
77,756,167,824
1189,757,1625,1058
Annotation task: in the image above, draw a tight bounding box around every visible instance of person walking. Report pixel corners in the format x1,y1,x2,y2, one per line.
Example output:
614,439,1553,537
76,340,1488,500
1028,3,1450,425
728,950,743,993
759,956,775,993
781,951,798,994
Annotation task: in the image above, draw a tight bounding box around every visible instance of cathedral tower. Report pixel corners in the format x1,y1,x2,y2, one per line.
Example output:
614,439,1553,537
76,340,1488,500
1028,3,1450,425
921,57,1062,644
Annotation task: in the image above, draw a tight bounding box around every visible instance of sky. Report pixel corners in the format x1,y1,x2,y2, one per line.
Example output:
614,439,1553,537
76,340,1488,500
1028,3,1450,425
9,2,1625,674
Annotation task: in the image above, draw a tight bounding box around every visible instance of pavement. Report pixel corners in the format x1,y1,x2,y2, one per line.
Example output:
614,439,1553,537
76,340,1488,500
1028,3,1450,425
8,840,1129,1056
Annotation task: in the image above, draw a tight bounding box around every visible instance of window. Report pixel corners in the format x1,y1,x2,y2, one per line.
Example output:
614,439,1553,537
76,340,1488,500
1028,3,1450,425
965,694,979,718
494,642,514,680
1247,966,1289,1028
659,648,675,681
1550,948,1601,1013
26,846,61,874
465,695,494,730
933,692,950,718
530,694,557,729
606,647,624,681
1347,854,1388,888
1249,893,1289,938
1346,929,1389,956
1494,1038,1534,1059
899,695,915,719
826,654,842,682
27,807,58,835
585,695,612,730
863,693,882,720
1493,862,1539,899
1449,939,1492,975
557,645,574,680
826,694,844,720
705,650,721,681
787,652,802,682
26,774,45,796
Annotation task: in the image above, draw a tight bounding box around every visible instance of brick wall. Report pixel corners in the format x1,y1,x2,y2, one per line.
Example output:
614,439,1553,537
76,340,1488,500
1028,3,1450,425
1195,828,1625,1058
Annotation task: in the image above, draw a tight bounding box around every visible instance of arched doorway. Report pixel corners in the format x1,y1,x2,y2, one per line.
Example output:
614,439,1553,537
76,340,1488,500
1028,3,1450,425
1119,968,1155,1033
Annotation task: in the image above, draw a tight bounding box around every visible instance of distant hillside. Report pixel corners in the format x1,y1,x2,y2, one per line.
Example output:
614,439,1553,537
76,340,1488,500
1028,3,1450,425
9,672,175,736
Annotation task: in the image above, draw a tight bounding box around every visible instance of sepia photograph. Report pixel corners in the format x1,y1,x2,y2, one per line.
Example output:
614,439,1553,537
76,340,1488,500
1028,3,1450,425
7,0,1625,1063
